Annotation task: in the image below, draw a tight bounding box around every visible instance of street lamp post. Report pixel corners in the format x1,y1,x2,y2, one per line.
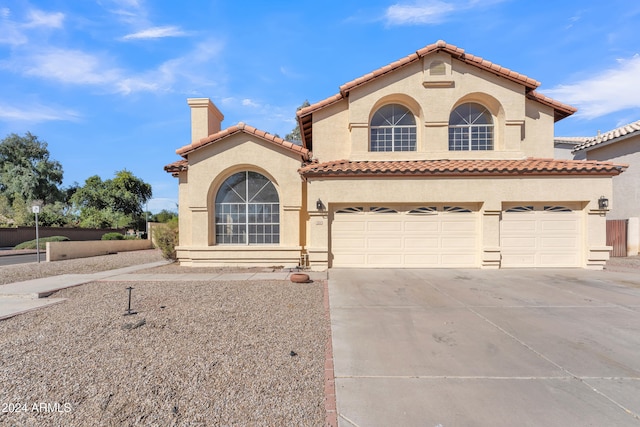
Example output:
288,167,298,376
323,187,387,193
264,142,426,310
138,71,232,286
32,205,40,263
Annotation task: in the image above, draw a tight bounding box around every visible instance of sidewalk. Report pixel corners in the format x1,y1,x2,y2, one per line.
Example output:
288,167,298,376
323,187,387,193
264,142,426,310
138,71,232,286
0,262,326,321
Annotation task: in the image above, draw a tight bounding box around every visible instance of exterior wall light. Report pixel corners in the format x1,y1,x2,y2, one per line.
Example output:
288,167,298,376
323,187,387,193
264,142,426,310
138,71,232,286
316,199,324,211
598,196,609,210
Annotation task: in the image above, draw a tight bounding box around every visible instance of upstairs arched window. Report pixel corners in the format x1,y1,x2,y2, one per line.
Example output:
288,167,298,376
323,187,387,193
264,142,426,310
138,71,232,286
370,104,416,152
448,103,493,151
215,171,279,245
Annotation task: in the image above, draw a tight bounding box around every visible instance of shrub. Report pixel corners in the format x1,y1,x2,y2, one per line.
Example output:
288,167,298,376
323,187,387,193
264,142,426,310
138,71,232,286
153,218,178,260
102,232,124,240
14,236,69,250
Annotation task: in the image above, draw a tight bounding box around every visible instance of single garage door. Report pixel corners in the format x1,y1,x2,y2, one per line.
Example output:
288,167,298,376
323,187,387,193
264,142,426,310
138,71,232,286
331,205,478,268
500,205,582,267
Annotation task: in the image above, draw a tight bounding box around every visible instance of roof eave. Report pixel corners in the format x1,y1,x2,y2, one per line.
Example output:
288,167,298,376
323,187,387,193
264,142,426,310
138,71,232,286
176,124,312,161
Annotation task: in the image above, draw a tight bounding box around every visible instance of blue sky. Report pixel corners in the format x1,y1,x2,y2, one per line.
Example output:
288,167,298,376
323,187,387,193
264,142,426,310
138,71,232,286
1,0,639,213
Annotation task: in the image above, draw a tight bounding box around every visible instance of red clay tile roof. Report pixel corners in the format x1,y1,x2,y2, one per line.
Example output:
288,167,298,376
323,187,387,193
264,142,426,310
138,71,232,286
526,91,577,122
297,40,577,149
572,119,640,152
175,122,311,160
298,158,627,178
164,159,188,175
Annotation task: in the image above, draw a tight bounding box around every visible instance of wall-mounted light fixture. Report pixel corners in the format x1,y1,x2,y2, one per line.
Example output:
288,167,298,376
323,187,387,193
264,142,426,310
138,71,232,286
316,199,324,211
598,196,609,210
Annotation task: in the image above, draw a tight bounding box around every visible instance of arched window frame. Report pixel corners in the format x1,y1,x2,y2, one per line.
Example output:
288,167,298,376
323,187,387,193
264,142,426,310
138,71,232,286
214,171,280,245
448,102,494,151
370,104,417,152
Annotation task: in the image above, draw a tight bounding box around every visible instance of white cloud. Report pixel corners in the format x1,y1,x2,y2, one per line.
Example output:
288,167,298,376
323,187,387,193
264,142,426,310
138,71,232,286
384,0,506,26
2,36,223,96
115,39,224,94
242,98,260,107
385,1,455,25
279,66,303,79
18,48,122,85
0,8,64,45
122,25,187,40
0,102,80,122
24,9,65,28
544,55,640,119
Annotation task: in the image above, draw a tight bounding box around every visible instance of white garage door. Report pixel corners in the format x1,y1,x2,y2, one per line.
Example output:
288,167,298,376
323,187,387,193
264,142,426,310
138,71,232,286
500,205,582,268
331,206,478,268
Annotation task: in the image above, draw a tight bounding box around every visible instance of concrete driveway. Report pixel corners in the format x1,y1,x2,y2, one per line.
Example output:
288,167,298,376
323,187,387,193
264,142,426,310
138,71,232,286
329,268,640,426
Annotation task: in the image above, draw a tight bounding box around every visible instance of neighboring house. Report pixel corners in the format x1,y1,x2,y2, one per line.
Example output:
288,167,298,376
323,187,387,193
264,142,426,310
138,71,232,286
569,121,640,221
554,137,587,160
568,121,640,256
165,40,626,270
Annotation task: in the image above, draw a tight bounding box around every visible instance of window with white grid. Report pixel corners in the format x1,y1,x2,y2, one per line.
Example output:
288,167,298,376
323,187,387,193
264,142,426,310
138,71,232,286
448,103,493,151
370,104,416,152
215,171,279,245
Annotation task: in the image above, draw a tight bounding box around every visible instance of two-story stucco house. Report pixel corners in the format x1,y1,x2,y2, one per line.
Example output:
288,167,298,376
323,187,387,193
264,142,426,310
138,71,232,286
165,40,626,270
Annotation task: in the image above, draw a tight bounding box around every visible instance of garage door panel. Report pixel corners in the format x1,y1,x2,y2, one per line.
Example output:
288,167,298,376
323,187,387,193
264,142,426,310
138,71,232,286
501,237,537,249
442,237,477,248
501,218,537,232
332,238,365,249
367,253,403,266
404,237,439,249
540,237,578,249
441,219,476,232
334,253,367,266
441,253,477,266
367,221,402,232
501,253,536,267
540,220,579,232
404,254,439,266
405,221,439,232
368,238,402,249
539,253,579,266
332,220,366,232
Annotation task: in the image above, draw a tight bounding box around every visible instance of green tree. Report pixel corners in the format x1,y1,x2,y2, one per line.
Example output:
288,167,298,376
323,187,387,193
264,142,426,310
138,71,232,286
285,100,310,144
152,209,178,223
110,170,152,217
0,133,64,204
71,170,152,229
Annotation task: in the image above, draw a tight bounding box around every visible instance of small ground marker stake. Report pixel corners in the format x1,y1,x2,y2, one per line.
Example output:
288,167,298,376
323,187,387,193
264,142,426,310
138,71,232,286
124,286,137,316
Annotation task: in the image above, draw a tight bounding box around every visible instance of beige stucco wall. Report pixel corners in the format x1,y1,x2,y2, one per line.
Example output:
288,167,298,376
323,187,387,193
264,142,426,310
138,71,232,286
304,175,612,270
175,133,305,267
311,52,555,163
582,135,639,220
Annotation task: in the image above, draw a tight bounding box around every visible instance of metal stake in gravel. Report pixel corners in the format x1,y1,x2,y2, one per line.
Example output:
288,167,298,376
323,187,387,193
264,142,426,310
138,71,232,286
124,286,137,316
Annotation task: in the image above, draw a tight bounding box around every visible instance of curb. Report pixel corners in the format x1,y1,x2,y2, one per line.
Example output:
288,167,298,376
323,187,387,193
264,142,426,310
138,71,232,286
324,279,338,427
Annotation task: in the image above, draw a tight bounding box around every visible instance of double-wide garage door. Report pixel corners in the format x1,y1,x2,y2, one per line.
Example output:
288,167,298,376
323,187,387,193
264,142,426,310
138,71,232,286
331,206,478,268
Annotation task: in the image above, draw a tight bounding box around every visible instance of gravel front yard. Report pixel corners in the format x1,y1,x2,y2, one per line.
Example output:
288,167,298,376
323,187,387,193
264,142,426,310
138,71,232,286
0,251,327,426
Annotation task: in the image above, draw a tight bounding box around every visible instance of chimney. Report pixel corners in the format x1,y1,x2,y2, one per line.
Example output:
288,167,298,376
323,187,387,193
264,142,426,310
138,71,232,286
187,98,224,143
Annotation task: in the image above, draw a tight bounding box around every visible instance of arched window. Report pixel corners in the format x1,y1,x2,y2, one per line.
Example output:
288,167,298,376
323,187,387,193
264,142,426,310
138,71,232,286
448,103,493,150
370,104,416,152
215,171,279,244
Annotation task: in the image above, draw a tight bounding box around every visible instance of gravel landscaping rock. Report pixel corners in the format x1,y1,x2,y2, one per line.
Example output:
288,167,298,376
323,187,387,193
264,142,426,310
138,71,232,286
0,250,165,285
0,251,327,426
604,255,640,271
